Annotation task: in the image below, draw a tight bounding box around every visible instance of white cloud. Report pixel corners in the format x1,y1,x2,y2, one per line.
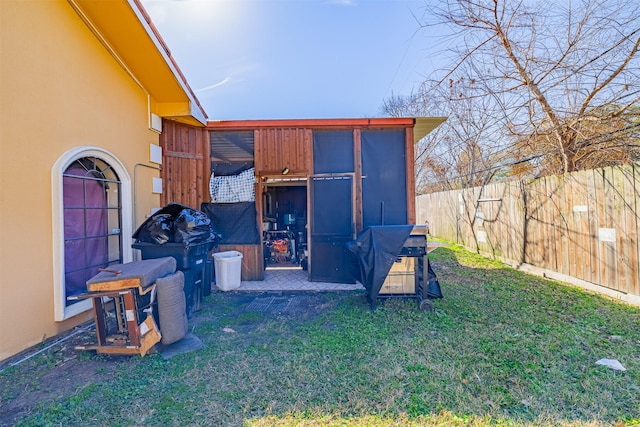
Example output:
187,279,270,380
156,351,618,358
195,77,231,93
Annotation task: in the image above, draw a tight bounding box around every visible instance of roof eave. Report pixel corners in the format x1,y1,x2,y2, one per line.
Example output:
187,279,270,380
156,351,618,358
207,117,447,140
70,0,207,126
413,117,448,144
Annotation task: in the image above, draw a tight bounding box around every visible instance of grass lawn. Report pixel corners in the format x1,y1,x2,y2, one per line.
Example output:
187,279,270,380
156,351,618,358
2,243,639,426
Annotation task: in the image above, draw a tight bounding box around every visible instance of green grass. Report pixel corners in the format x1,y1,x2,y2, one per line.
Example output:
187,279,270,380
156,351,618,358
4,243,640,426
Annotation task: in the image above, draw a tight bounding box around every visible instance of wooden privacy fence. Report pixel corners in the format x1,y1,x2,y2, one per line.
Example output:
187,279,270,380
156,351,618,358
417,163,640,299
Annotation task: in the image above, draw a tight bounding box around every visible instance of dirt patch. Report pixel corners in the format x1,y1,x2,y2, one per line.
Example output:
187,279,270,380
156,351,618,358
0,328,135,425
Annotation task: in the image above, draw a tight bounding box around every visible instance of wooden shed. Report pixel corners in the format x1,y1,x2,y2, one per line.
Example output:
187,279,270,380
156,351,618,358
160,117,445,283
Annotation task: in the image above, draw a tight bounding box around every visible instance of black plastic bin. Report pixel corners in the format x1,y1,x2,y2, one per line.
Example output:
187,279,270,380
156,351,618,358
132,203,218,318
131,241,211,270
204,257,214,297
132,241,211,316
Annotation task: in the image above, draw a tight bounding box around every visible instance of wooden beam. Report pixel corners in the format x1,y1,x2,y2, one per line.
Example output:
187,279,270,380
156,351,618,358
354,128,363,234
406,127,416,225
164,150,203,160
207,118,416,130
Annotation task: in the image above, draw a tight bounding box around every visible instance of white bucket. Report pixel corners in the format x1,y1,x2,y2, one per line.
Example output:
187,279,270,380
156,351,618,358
213,251,243,291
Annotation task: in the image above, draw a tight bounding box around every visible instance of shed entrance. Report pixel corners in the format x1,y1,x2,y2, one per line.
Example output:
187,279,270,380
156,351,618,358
262,180,308,273
261,174,356,284
204,118,447,284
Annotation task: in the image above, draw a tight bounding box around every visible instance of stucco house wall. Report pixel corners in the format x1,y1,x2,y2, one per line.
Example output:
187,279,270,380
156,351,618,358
0,0,202,361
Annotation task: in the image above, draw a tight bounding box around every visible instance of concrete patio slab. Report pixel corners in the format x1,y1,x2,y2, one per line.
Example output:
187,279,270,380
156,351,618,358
213,242,449,293
215,265,365,292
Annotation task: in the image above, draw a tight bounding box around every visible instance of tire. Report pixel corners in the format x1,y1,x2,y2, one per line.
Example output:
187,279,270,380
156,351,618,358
419,299,434,311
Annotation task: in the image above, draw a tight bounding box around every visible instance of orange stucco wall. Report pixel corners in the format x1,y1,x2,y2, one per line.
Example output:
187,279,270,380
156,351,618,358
0,1,162,361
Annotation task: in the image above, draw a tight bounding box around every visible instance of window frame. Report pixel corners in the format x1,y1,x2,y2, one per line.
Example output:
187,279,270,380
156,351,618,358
51,147,133,321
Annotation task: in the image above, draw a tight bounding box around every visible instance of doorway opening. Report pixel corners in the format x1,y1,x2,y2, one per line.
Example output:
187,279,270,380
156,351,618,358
262,179,308,274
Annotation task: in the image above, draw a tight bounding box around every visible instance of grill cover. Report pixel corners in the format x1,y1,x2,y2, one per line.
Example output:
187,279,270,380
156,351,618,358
347,225,414,302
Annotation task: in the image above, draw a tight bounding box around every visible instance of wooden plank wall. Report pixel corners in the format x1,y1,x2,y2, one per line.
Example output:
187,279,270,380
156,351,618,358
159,120,210,209
214,244,263,281
254,128,313,176
417,163,640,297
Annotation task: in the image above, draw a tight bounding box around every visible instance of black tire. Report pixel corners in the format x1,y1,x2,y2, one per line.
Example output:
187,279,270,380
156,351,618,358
419,299,434,311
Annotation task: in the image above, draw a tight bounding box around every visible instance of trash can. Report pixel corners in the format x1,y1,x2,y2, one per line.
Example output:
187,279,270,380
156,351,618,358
203,257,214,297
132,240,210,315
132,203,219,317
213,251,243,291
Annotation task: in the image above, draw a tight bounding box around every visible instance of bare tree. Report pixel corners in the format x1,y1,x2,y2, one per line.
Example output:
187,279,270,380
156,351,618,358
381,77,508,192
406,0,640,179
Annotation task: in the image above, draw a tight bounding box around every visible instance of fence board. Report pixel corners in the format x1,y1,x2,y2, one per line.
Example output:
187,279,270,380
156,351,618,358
523,180,536,265
539,177,550,268
601,168,618,290
586,169,600,285
632,164,640,296
539,177,551,269
549,175,560,272
565,174,577,278
417,162,640,299
553,175,567,275
615,166,629,294
578,171,589,278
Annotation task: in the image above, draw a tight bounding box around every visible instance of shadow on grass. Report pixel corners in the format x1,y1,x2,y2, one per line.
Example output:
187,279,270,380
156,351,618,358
4,246,640,427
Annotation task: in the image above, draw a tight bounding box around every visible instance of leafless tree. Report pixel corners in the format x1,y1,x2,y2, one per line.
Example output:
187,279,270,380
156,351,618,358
394,0,640,185
382,77,508,192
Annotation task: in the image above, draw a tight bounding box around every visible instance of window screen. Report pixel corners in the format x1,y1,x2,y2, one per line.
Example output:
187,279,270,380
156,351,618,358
210,131,255,176
313,130,354,174
361,130,408,227
63,157,122,303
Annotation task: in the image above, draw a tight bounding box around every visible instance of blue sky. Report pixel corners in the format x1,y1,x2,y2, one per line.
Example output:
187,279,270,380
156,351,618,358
140,0,443,121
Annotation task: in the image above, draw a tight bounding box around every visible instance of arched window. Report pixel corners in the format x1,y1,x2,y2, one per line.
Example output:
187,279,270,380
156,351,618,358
63,157,122,301
52,147,133,320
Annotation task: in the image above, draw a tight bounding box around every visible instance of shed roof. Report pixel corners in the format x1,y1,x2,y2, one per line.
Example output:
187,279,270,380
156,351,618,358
414,117,448,144
207,117,447,144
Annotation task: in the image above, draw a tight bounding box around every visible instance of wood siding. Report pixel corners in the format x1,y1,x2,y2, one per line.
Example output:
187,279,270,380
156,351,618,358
163,120,420,281
214,244,264,281
254,128,313,176
417,164,640,298
160,120,210,209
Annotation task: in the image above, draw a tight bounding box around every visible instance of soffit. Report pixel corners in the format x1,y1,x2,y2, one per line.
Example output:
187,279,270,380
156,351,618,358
71,0,207,125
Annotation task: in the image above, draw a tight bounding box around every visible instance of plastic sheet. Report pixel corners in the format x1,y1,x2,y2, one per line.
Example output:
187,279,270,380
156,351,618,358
133,203,219,246
173,208,216,245
134,214,173,245
200,202,260,244
361,130,407,227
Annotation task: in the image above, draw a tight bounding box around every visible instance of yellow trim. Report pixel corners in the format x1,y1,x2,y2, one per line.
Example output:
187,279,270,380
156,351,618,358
70,0,207,125
414,117,448,144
